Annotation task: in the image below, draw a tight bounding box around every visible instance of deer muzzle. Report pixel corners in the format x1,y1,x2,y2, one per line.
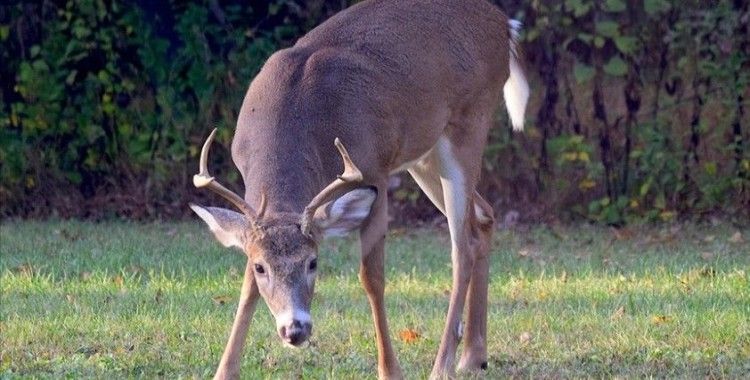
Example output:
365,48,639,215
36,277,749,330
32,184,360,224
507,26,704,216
276,309,313,347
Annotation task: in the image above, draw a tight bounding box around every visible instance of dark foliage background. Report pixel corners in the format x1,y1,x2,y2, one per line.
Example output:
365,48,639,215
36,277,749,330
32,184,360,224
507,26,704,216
1,0,748,224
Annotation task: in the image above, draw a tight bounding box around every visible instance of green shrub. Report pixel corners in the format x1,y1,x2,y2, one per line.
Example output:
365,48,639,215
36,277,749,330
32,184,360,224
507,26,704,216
1,0,748,222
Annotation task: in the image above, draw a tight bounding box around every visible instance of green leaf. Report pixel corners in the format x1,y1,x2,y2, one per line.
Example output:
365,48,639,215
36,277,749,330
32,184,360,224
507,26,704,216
31,59,49,72
65,70,78,85
97,70,111,84
639,179,652,197
655,192,666,209
65,171,82,184
574,62,595,83
594,36,606,48
614,36,638,54
644,0,670,16
704,162,717,176
595,21,620,38
18,62,33,82
588,199,601,214
0,25,9,41
604,56,628,76
30,45,41,58
578,33,594,43
565,0,592,17
526,28,540,42
268,2,281,16
603,0,627,12
72,24,91,39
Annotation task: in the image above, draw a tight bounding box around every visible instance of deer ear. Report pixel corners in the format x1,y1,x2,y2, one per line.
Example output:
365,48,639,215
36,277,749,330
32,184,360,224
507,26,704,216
313,187,377,238
190,203,248,249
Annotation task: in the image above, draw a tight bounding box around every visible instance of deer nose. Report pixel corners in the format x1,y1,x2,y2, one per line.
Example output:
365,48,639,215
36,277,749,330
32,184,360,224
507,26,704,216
278,319,312,346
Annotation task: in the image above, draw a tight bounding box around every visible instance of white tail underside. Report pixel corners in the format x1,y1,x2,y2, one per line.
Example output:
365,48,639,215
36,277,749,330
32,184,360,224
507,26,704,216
503,19,530,131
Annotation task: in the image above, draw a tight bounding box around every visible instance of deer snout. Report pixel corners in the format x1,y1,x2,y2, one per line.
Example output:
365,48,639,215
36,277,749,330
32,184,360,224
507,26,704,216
278,319,312,346
276,310,312,347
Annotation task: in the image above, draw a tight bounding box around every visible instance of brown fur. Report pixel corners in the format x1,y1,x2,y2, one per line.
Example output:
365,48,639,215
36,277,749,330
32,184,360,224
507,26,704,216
193,1,526,379
232,0,510,213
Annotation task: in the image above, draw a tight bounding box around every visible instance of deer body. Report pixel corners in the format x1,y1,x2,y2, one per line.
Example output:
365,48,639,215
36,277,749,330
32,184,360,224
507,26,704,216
190,0,529,379
234,0,515,211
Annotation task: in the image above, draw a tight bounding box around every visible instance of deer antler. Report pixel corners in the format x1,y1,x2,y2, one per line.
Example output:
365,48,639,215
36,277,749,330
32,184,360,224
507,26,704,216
300,138,364,237
193,128,259,219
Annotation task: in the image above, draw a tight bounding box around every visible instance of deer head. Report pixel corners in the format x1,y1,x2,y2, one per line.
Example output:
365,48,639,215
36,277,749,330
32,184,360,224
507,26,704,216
190,129,376,346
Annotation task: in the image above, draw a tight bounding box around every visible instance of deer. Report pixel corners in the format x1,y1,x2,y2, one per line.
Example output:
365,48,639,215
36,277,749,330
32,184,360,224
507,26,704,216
189,0,529,378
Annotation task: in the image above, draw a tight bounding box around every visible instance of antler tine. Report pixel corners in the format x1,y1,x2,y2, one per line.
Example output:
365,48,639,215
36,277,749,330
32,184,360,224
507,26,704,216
333,137,363,182
193,128,258,219
257,192,268,219
300,138,364,237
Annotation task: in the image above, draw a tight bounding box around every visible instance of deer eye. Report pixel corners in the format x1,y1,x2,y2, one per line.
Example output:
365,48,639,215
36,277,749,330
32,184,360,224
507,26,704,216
254,264,265,274
309,258,317,271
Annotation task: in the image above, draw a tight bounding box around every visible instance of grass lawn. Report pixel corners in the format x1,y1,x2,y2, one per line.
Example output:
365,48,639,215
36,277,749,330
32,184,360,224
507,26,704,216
1,221,748,378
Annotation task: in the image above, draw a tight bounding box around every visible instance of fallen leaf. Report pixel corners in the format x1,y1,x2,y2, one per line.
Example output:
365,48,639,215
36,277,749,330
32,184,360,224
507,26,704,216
14,264,34,276
679,280,692,293
390,228,408,236
611,227,634,241
729,231,744,244
76,345,98,357
651,315,672,325
578,178,596,191
700,266,716,278
610,306,625,320
65,294,76,304
398,328,420,343
60,228,81,242
112,275,124,287
518,332,532,345
703,235,715,243
212,295,232,306
509,282,524,300
518,249,530,258
548,225,567,241
700,252,715,261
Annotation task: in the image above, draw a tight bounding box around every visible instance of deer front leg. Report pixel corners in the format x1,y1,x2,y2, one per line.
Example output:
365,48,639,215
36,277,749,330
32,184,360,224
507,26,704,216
214,260,260,380
359,185,403,380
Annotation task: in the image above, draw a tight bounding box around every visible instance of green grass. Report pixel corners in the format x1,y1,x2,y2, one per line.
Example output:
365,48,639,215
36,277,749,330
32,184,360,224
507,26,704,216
1,221,748,379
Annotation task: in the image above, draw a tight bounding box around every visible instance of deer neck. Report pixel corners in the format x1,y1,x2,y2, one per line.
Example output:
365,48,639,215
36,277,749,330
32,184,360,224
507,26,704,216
233,132,338,216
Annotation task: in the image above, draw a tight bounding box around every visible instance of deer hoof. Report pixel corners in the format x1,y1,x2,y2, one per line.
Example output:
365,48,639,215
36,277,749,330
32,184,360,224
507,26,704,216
457,353,488,373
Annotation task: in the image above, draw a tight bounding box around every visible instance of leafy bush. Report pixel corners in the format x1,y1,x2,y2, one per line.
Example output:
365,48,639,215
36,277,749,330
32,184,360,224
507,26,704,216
1,0,327,217
1,0,748,222
506,0,750,223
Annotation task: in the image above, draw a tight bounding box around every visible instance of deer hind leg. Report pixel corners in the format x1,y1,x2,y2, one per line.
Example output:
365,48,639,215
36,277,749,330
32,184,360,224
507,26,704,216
410,135,487,379
457,191,495,372
358,181,403,380
410,170,495,375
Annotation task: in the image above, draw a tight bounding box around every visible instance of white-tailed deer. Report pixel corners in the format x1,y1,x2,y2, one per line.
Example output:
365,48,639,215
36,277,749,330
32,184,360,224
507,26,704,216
190,0,529,378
